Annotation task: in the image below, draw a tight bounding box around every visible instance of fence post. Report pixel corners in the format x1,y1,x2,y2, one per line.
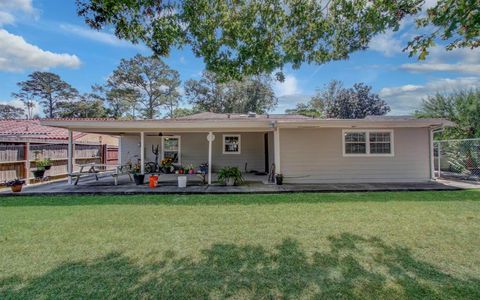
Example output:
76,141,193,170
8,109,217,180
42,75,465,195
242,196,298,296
24,142,30,185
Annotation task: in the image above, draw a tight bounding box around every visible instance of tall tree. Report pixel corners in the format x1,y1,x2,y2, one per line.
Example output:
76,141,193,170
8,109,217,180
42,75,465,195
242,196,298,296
185,72,277,113
110,55,181,119
56,92,107,118
77,0,424,81
415,89,480,139
14,72,78,118
11,90,35,119
91,84,140,119
287,81,390,119
0,104,25,119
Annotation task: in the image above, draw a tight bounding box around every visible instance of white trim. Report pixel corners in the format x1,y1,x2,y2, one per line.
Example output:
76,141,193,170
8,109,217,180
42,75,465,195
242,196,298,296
161,135,181,164
342,129,395,157
222,134,241,154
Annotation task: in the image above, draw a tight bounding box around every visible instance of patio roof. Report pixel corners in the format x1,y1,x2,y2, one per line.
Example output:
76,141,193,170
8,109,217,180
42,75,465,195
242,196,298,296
40,112,454,134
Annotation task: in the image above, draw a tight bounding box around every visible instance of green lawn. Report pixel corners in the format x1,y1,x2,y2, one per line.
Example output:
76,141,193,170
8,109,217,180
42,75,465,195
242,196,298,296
1,190,480,299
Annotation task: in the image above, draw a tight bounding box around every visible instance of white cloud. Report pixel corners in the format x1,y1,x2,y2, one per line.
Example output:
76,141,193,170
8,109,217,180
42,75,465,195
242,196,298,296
274,74,301,97
0,0,34,26
380,77,480,115
60,24,144,49
368,31,403,57
0,29,81,72
0,0,33,13
401,46,480,74
401,63,480,73
0,11,14,25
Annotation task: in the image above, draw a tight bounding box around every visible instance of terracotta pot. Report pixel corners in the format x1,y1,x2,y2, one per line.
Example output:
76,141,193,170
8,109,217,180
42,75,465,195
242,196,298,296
10,185,23,193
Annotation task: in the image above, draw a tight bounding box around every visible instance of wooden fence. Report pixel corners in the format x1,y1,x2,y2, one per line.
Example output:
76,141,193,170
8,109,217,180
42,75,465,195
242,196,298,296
0,141,118,184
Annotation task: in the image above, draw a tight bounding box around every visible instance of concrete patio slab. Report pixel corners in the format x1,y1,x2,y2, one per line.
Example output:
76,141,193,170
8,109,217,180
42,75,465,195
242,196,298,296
1,174,476,196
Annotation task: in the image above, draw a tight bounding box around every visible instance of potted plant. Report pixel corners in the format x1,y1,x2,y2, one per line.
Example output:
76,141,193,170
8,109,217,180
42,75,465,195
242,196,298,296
199,163,208,174
6,179,25,193
217,166,244,186
130,161,144,185
42,158,52,170
275,173,284,185
160,158,174,174
187,164,195,174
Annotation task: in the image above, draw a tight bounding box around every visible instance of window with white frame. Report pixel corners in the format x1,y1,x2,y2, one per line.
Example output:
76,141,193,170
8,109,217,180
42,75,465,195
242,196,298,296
223,134,241,154
343,130,393,156
162,136,181,163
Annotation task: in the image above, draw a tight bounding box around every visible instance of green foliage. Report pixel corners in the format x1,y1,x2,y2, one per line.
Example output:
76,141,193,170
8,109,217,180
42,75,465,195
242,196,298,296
287,80,390,119
170,107,198,118
217,166,244,185
185,71,277,113
406,0,480,60
76,0,422,81
13,72,79,118
109,54,181,119
56,92,108,118
415,89,480,139
0,104,25,119
35,158,52,171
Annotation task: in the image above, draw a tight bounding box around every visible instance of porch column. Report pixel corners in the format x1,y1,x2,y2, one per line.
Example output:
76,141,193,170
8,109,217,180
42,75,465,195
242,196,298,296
67,129,73,184
207,132,215,185
140,132,145,174
274,128,281,175
118,135,122,165
429,128,435,180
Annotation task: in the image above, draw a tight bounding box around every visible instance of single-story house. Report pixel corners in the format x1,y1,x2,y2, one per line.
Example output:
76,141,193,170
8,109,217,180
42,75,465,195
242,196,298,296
41,112,453,184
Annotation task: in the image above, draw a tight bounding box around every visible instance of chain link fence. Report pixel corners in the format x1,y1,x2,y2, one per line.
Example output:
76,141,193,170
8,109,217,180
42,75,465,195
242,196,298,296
434,138,480,181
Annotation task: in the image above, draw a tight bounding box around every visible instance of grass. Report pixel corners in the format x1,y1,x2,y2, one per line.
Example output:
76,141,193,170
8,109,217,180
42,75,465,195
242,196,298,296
0,190,479,299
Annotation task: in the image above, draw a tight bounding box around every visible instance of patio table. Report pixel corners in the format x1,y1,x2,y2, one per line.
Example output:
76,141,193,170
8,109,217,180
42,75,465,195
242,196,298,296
69,163,133,186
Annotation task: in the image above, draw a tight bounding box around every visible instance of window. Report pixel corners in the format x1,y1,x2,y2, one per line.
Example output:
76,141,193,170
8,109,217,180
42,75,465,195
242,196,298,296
162,136,181,163
223,134,241,154
343,130,394,156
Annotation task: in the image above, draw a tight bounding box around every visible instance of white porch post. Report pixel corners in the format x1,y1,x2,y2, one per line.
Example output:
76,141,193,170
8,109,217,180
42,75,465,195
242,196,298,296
118,135,122,165
67,129,73,184
437,142,441,179
274,128,281,175
140,132,145,174
207,132,214,185
429,128,435,180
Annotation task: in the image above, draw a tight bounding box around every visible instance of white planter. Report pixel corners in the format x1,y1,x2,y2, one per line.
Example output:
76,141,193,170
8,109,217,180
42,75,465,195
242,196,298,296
178,176,187,188
225,178,235,186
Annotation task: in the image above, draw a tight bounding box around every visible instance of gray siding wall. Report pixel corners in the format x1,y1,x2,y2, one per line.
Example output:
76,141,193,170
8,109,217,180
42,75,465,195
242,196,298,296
280,127,431,183
121,132,266,172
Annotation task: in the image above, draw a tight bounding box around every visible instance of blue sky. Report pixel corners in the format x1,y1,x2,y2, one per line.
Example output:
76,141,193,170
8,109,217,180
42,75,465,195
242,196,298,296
1,0,479,117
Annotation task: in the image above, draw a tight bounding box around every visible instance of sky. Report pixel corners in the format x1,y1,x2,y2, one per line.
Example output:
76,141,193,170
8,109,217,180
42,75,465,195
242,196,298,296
0,0,479,117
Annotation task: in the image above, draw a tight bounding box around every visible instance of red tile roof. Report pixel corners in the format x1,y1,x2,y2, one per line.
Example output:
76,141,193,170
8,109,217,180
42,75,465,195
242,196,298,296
0,119,85,140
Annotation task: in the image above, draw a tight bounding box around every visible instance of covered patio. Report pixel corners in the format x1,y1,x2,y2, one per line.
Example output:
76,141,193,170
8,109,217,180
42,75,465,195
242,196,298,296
41,114,281,187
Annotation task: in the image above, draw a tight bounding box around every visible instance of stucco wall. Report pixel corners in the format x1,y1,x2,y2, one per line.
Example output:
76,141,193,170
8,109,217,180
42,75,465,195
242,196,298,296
120,132,267,172
279,127,431,183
